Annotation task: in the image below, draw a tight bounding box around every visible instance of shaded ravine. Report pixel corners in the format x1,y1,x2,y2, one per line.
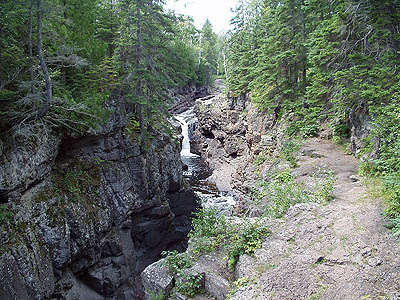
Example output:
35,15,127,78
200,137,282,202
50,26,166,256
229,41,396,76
175,108,236,215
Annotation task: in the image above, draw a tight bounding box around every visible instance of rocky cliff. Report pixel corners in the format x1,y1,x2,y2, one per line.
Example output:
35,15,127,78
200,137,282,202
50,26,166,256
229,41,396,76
0,96,199,299
190,91,289,195
142,87,400,300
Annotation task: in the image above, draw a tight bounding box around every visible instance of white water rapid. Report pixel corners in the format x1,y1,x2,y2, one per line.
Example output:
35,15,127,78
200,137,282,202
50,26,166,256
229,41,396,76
175,108,236,216
175,109,198,157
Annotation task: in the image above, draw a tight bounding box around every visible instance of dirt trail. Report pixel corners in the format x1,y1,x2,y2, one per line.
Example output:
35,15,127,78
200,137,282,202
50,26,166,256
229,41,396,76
231,138,400,300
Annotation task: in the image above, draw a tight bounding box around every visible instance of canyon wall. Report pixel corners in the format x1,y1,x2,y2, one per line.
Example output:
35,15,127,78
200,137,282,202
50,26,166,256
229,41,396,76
0,96,199,300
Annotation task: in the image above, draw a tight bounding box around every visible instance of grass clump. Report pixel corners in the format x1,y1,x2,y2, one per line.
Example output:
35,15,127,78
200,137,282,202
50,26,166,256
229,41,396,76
314,169,336,203
252,168,336,218
255,153,267,166
359,164,400,240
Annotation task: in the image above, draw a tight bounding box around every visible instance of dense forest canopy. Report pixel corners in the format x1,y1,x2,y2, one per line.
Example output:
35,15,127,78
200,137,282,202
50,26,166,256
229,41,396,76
0,0,221,137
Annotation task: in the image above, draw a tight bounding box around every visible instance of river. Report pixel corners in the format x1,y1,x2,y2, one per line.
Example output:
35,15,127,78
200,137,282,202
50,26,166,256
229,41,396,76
175,108,236,215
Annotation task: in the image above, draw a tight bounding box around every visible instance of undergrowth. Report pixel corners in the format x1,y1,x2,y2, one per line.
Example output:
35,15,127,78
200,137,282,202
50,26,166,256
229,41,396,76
280,140,302,168
252,169,336,218
162,208,270,298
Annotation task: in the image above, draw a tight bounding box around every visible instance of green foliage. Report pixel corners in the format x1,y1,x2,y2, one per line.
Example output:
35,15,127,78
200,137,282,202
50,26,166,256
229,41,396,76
286,107,322,138
252,167,335,218
255,153,267,166
162,250,193,276
189,207,228,239
175,273,205,298
391,216,400,240
314,169,337,203
148,290,164,300
280,139,302,168
0,0,218,140
227,277,250,299
257,171,312,218
53,160,102,203
382,172,400,219
226,221,270,271
188,208,227,256
187,208,270,271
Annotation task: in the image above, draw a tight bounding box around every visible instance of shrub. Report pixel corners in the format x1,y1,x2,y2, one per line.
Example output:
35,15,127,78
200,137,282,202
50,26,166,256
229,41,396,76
227,277,250,299
175,273,205,298
280,139,302,168
161,250,193,276
226,221,270,270
189,207,227,239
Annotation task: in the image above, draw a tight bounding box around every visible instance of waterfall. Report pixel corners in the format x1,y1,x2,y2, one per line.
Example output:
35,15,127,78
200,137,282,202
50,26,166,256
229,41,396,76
176,109,197,157
175,109,236,216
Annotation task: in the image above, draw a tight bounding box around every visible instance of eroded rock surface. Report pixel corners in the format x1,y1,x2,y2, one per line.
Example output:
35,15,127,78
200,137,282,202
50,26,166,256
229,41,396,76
0,96,199,299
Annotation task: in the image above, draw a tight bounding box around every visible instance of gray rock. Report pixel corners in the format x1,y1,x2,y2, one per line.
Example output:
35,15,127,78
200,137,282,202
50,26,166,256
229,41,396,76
350,175,360,182
0,112,195,300
141,259,174,300
0,254,30,300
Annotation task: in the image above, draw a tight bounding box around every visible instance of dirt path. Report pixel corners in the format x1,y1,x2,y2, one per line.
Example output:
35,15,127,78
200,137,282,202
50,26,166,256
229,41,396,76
231,138,400,300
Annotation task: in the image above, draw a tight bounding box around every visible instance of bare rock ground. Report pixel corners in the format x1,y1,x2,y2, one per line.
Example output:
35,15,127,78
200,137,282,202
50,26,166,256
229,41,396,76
231,138,400,300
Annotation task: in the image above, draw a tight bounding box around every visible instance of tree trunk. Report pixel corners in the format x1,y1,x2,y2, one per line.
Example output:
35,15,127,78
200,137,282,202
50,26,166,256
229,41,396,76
223,52,228,80
136,0,146,149
36,0,52,119
29,0,35,95
301,0,308,107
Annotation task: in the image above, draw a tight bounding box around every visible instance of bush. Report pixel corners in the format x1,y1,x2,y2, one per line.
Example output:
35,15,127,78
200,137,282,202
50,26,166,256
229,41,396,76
254,170,312,218
364,98,400,238
161,250,193,276
189,207,227,239
190,208,270,270
226,221,270,270
175,273,205,298
280,139,302,168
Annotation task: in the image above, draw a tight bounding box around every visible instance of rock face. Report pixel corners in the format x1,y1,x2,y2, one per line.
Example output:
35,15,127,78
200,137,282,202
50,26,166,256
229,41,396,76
169,84,210,114
190,91,288,194
0,96,199,299
349,106,380,158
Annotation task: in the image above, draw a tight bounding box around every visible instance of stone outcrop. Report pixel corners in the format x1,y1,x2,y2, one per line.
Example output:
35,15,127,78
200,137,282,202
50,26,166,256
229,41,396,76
169,84,210,114
0,95,199,299
141,250,230,300
189,91,288,194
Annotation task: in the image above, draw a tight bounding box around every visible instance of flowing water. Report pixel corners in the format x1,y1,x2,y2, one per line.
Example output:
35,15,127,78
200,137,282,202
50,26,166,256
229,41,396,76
175,109,236,215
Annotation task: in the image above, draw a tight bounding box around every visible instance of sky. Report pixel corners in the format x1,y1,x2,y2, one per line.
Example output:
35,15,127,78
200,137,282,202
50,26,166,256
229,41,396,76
164,0,239,33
